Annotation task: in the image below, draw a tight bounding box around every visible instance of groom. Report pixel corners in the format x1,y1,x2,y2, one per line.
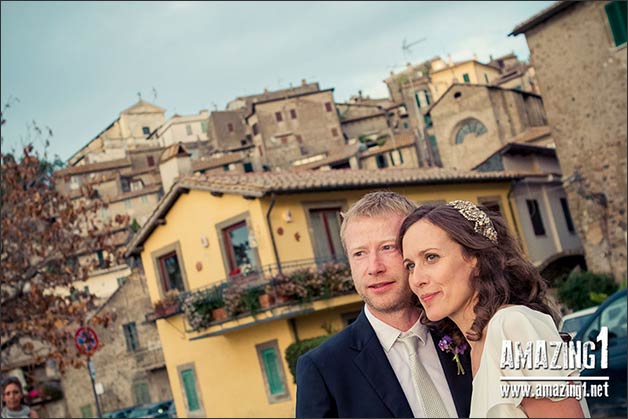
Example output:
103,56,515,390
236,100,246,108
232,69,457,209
295,191,472,418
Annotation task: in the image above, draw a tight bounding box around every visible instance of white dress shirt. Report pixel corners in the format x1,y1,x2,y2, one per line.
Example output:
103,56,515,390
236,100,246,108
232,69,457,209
364,304,458,418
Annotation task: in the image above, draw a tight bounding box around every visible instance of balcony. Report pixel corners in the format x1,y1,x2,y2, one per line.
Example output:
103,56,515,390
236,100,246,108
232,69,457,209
133,346,166,371
147,257,357,335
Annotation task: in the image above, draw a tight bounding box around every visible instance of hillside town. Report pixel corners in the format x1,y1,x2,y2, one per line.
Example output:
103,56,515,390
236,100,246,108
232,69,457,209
1,1,626,418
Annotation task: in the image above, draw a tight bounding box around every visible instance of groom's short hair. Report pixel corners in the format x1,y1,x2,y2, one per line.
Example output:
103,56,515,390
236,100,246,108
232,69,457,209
340,191,416,250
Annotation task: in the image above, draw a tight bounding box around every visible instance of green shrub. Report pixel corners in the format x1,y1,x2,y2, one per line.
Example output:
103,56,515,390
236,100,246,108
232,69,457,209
557,270,618,311
284,335,332,383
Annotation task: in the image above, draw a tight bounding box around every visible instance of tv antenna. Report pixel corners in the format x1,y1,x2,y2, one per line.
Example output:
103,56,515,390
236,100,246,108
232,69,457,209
402,37,426,61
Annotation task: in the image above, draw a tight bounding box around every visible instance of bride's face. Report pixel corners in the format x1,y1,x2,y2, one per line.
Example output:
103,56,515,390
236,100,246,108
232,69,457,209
402,219,477,323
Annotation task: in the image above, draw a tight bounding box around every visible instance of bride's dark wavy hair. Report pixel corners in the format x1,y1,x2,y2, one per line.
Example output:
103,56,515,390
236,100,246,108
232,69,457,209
397,202,559,346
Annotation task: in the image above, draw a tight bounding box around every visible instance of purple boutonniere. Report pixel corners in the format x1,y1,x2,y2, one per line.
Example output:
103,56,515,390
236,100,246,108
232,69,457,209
438,335,467,375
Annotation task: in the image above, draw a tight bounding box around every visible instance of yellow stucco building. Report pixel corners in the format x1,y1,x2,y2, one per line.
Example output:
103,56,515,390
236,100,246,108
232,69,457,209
126,168,527,417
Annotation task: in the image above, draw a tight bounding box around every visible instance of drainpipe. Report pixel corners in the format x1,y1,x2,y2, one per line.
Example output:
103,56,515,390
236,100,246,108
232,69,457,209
266,193,282,275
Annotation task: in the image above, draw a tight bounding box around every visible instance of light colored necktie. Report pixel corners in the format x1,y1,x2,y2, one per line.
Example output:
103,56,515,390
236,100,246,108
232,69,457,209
398,331,450,418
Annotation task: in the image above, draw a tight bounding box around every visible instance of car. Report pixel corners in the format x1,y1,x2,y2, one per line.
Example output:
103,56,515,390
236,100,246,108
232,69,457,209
128,400,173,418
166,401,177,418
102,406,138,418
574,288,627,418
559,305,599,338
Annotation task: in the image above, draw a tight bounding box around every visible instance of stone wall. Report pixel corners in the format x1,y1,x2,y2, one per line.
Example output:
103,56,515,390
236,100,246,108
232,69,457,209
522,1,627,281
61,272,173,417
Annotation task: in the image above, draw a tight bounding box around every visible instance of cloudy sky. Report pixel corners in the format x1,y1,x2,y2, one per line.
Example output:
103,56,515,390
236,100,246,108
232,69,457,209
1,1,554,161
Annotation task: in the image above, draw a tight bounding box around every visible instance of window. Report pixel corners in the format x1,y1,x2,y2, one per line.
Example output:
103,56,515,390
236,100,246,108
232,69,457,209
605,1,627,47
227,122,234,133
454,118,487,144
462,73,470,83
201,120,208,133
389,150,404,166
80,404,93,418
331,128,339,137
83,285,90,295
295,135,303,143
157,250,186,292
133,382,151,405
324,102,333,112
484,73,489,84
177,364,203,415
124,199,132,209
308,207,346,263
256,340,290,403
147,156,155,167
414,92,421,108
123,322,140,352
252,123,259,135
243,162,253,173
121,177,131,193
96,250,105,269
275,111,283,122
221,220,259,277
478,197,503,217
131,180,143,191
290,109,297,119
117,276,128,287
427,136,442,167
375,154,388,168
142,126,150,137
141,195,149,204
423,114,432,128
560,198,576,233
424,89,431,106
526,199,546,236
186,124,193,135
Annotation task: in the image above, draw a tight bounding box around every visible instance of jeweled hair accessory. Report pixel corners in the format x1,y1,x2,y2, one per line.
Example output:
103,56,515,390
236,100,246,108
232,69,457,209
447,200,498,244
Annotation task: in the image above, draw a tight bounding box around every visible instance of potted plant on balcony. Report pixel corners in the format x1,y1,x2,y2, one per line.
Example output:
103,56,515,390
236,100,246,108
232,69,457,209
266,273,308,304
153,289,181,318
182,286,227,331
224,283,262,317
319,262,354,296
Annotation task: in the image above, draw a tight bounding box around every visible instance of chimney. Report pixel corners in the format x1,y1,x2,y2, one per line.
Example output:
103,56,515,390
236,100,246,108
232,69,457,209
447,54,453,66
301,79,307,86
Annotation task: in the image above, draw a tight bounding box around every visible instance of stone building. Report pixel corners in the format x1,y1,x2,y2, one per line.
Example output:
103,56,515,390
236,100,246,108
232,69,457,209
244,88,344,170
511,0,627,282
61,273,172,418
474,142,584,273
68,101,167,166
149,110,210,147
426,83,551,170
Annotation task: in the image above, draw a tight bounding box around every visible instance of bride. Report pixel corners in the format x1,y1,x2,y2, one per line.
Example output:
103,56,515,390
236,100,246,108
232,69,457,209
398,200,589,418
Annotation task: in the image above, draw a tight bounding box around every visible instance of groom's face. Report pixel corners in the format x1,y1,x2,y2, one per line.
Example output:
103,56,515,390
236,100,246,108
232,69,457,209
344,213,415,315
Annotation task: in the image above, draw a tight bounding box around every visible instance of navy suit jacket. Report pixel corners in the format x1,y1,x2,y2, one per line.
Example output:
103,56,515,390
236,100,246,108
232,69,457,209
295,309,472,418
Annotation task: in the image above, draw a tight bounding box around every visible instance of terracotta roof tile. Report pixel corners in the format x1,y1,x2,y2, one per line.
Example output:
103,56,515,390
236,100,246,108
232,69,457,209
359,132,416,157
192,154,245,172
55,158,132,177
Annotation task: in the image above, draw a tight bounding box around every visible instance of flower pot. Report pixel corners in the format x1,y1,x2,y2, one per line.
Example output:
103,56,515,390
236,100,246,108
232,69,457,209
211,307,228,321
275,294,292,305
258,293,275,308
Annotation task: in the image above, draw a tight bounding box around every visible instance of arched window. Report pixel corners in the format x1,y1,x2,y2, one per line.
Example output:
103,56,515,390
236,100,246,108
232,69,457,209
454,118,487,144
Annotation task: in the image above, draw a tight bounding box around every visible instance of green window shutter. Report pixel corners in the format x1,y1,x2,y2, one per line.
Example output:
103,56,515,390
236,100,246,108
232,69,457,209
181,369,200,411
606,1,627,46
463,73,470,83
484,73,489,83
261,348,285,395
133,382,150,405
424,90,431,105
414,92,421,108
80,404,94,418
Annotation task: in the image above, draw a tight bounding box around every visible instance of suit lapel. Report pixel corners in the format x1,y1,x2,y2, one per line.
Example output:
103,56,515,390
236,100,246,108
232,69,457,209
351,311,414,418
430,330,473,418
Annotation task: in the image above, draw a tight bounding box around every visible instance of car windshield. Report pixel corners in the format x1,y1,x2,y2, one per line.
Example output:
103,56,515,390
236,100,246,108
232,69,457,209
562,313,595,334
129,407,152,418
